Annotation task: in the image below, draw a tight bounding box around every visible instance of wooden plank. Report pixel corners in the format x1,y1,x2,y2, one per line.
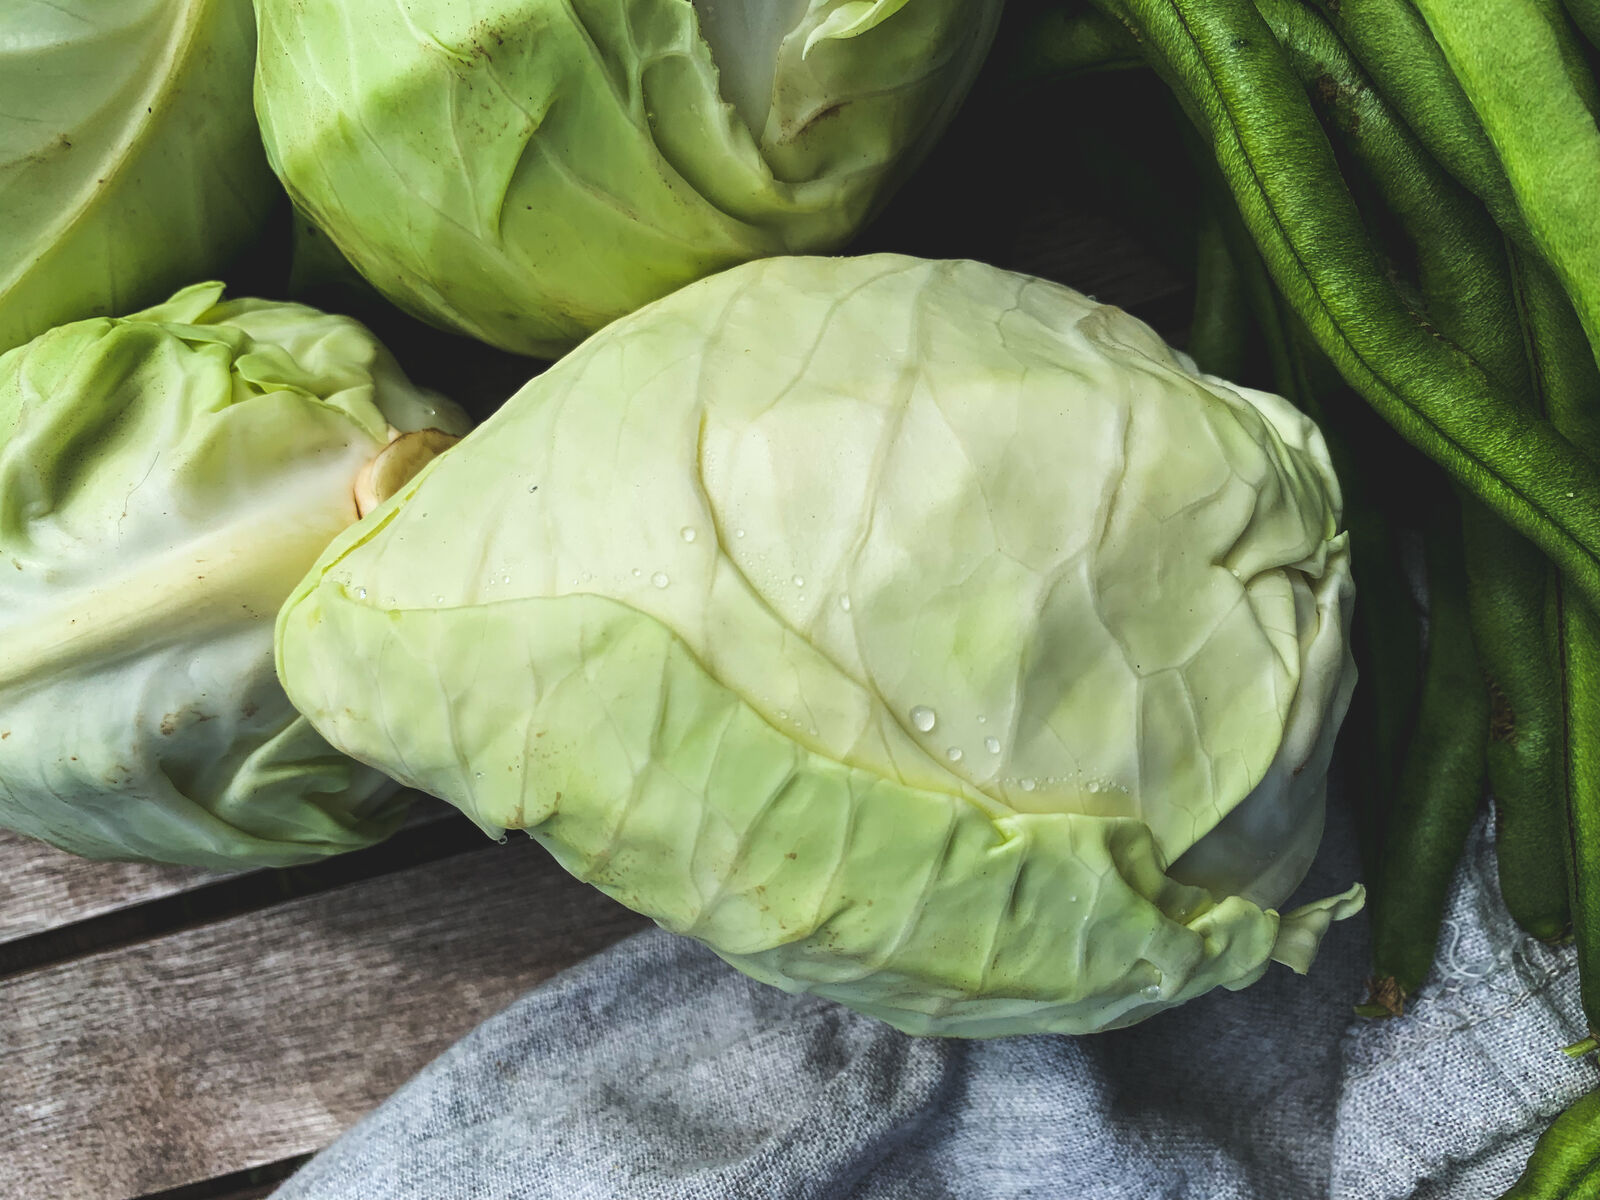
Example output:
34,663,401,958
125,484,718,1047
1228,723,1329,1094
0,798,458,946
2,836,648,1200
0,828,226,944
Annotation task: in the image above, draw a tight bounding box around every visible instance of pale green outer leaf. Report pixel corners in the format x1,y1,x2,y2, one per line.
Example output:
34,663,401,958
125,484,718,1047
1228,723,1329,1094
0,284,469,868
250,0,1002,356
277,256,1360,1034
802,0,914,55
0,0,277,356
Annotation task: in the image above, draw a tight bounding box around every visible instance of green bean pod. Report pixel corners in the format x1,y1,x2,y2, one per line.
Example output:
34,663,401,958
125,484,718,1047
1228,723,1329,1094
1534,0,1600,120
1500,1087,1600,1199
1568,0,1600,51
1310,0,1530,248
1517,249,1600,1033
1087,0,1600,617
1257,0,1572,940
1514,252,1600,968
1370,494,1491,995
1522,250,1600,457
1472,517,1571,941
1248,0,1536,979
1413,0,1600,374
1561,594,1600,1040
1186,201,1252,381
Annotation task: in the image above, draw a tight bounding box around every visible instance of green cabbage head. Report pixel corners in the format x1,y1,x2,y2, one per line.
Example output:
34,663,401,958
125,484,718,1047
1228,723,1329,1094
0,283,468,868
251,0,1003,357
0,0,276,356
277,255,1362,1035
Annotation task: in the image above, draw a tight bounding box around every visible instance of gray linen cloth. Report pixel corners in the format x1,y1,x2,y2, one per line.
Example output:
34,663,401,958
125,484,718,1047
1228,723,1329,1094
273,799,1599,1200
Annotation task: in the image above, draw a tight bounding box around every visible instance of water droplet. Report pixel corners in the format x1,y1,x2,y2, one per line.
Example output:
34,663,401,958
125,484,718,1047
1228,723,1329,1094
984,736,1001,754
1068,895,1079,903
976,714,988,724
680,527,697,542
474,771,484,779
1020,777,1037,792
1087,780,1101,794
946,747,963,763
793,575,805,588
651,572,670,589
1142,984,1161,999
632,568,642,577
735,529,746,538
497,835,510,845
528,483,539,493
838,595,852,612
778,710,789,721
356,587,368,600
502,575,511,584
435,595,445,603
807,728,818,736
910,705,937,732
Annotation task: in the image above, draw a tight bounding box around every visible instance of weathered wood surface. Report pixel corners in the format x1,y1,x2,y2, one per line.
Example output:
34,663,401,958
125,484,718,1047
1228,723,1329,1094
2,836,647,1200
0,827,227,945
0,798,457,947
